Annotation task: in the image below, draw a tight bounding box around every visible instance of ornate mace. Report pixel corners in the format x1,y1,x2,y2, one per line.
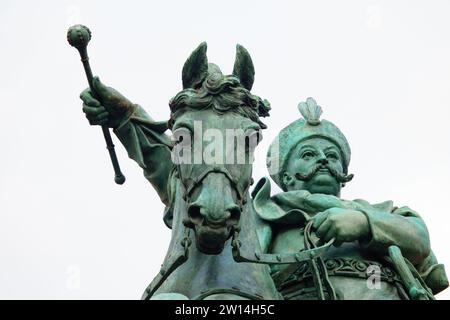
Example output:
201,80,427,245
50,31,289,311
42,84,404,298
67,25,125,185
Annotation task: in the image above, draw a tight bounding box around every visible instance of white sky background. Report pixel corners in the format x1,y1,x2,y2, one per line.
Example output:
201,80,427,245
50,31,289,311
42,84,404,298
0,0,449,299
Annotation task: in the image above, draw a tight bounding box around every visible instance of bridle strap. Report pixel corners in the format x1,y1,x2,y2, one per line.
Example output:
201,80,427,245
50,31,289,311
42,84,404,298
141,227,191,300
176,164,250,208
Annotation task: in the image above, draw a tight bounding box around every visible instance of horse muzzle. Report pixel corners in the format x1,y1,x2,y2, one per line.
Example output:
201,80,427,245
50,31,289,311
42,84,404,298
185,172,242,254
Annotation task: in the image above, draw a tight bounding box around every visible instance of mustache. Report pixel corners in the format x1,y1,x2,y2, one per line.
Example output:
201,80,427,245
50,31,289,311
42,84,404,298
295,164,354,183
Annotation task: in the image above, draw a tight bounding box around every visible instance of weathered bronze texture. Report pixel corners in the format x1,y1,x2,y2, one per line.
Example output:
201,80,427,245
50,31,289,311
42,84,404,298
72,26,448,300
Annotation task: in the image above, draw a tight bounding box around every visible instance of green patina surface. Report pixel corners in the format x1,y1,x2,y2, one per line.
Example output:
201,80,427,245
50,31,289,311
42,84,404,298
257,97,447,299
73,26,448,300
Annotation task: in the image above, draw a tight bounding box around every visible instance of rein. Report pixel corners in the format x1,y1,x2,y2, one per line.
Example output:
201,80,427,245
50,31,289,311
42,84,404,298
231,208,336,299
230,224,334,266
143,169,336,300
141,227,192,300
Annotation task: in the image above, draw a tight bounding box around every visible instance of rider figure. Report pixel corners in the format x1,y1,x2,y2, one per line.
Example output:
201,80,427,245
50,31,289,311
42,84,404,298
252,97,448,299
79,72,448,300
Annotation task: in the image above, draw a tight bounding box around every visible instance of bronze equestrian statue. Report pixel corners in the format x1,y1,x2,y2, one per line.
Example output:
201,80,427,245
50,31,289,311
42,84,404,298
71,25,448,299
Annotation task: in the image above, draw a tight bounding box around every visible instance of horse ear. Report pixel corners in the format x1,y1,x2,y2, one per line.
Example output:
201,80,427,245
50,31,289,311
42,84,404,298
182,42,208,89
232,44,255,91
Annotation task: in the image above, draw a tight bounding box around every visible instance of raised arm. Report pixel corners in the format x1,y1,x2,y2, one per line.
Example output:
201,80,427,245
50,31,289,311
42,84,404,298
80,77,174,206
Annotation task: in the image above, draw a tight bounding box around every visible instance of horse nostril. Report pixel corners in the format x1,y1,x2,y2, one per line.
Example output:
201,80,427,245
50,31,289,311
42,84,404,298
227,206,241,227
188,204,204,225
188,203,241,228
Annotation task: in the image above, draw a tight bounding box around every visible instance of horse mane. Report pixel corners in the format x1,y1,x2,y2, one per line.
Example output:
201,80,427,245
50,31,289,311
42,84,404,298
168,74,270,130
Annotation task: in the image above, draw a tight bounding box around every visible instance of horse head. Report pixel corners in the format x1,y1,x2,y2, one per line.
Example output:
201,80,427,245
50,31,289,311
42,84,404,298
169,42,270,255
